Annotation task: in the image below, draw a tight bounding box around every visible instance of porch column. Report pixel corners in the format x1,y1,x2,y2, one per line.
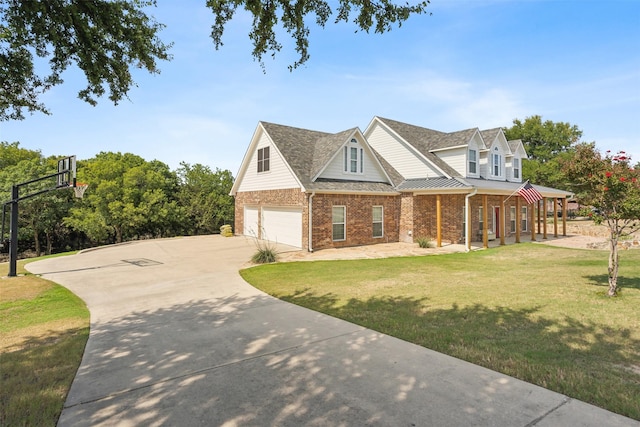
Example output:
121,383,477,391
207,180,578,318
500,196,506,246
515,196,521,243
530,201,536,242
543,197,548,239
537,199,542,234
483,194,489,249
436,194,442,247
562,197,568,236
553,198,559,237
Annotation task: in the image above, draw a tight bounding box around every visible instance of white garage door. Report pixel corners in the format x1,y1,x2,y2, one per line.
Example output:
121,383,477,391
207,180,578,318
244,207,259,238
262,207,303,248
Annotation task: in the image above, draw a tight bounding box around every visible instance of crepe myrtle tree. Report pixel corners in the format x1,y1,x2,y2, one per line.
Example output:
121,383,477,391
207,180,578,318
563,143,640,296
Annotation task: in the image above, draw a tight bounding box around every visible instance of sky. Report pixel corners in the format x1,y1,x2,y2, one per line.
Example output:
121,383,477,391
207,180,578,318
1,0,639,177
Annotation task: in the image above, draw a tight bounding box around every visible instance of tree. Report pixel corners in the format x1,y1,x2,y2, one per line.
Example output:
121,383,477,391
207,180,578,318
503,115,582,189
176,162,234,235
562,143,640,296
66,152,184,243
1,0,429,120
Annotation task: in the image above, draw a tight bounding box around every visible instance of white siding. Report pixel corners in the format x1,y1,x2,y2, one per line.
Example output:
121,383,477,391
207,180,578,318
435,147,466,177
319,140,388,182
236,132,301,192
367,123,442,178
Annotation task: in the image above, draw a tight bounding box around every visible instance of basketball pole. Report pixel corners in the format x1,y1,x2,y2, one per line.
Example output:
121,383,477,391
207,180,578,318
8,185,18,277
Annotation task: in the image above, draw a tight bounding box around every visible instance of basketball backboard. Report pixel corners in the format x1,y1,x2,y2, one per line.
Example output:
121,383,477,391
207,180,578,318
57,155,76,187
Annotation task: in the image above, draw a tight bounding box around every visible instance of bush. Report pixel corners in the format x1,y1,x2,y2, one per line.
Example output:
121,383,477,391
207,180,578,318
252,245,278,263
416,236,433,248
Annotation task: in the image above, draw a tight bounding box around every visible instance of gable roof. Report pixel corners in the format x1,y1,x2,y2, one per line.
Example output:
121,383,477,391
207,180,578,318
258,122,397,194
374,117,473,178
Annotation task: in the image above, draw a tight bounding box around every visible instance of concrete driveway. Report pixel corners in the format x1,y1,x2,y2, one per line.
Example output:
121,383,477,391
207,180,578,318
26,236,637,426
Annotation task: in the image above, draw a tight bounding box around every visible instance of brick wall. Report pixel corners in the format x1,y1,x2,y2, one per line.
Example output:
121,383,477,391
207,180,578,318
234,188,307,247
311,194,401,250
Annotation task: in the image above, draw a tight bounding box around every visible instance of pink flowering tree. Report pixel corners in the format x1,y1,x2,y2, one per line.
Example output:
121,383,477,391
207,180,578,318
563,143,640,296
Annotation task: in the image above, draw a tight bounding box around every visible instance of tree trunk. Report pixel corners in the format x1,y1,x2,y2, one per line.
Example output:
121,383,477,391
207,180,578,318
115,225,123,243
608,235,619,296
45,231,53,255
33,228,41,257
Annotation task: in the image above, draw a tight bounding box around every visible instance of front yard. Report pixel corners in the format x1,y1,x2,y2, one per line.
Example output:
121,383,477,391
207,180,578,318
241,243,640,420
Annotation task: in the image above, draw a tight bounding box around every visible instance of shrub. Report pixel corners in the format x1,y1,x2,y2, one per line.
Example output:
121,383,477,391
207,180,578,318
251,244,278,263
416,236,434,248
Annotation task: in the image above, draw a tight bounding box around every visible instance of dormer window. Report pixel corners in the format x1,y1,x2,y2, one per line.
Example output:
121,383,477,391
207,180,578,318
468,149,477,174
492,147,502,177
344,145,363,174
513,158,520,179
257,147,270,173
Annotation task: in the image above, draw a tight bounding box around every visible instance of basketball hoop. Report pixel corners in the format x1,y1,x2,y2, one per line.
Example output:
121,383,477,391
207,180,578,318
73,182,89,199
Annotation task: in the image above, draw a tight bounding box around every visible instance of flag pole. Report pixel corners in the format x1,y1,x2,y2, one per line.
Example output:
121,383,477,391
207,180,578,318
504,180,528,203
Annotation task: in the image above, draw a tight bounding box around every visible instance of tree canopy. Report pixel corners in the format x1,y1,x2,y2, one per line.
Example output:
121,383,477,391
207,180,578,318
503,115,583,189
561,143,640,296
1,0,429,120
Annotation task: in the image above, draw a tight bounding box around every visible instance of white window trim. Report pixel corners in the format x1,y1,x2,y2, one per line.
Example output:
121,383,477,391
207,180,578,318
373,206,384,238
510,206,516,232
492,152,502,177
343,145,364,174
521,206,528,232
468,149,477,175
513,158,520,180
332,205,346,241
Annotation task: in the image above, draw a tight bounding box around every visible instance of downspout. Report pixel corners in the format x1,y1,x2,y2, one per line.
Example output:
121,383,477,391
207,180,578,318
308,192,315,252
465,187,478,252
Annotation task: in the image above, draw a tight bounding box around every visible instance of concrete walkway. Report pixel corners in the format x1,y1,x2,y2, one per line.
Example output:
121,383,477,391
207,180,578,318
26,236,638,426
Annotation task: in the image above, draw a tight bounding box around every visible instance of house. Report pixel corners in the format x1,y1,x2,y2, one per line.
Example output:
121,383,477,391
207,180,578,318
230,117,573,251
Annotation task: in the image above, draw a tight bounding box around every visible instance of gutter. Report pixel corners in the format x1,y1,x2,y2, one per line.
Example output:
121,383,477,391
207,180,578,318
465,187,478,252
308,192,315,252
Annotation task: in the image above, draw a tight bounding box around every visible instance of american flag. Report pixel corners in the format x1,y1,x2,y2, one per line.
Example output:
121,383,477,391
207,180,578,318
518,181,543,204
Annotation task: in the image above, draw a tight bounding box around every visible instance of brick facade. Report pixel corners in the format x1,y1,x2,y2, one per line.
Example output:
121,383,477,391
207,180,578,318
235,189,538,250
311,194,401,250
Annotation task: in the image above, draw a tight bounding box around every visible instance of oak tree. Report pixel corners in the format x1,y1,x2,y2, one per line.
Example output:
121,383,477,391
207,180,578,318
1,0,429,120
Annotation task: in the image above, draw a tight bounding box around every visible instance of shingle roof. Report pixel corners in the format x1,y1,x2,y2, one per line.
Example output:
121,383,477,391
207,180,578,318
260,121,398,194
480,128,501,146
375,117,472,178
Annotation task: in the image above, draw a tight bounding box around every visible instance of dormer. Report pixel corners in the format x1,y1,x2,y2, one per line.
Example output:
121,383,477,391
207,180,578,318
507,139,527,182
466,131,485,178
481,128,511,181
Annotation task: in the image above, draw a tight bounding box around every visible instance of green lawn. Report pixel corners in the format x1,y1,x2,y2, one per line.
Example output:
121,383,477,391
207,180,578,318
241,244,640,420
1,255,89,426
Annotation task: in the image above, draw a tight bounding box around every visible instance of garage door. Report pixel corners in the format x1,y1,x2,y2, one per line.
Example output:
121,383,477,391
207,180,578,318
244,207,259,238
262,207,303,248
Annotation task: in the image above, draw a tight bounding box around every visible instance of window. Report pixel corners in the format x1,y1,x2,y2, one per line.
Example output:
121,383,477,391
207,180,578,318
492,152,502,177
513,158,520,179
332,206,346,241
468,149,477,174
373,206,383,238
510,206,516,232
479,206,484,233
343,145,363,174
521,206,528,231
257,147,270,173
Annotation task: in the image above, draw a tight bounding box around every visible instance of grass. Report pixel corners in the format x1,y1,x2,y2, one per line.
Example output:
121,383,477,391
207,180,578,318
240,244,640,420
1,254,89,426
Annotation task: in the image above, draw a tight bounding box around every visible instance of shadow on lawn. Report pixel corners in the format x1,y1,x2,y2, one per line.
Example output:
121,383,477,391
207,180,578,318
584,274,640,291
279,290,640,420
0,328,89,426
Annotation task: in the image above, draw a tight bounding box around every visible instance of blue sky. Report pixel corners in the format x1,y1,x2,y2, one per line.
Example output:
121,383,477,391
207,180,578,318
1,0,639,176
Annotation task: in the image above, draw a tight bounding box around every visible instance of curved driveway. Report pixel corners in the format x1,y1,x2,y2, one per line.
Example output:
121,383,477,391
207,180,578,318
27,236,637,426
